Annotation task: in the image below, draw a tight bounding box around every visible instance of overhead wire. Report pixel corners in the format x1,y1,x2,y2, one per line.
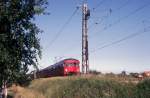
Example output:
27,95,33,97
59,26,150,65
45,7,79,50
92,0,105,11
87,0,106,31
58,0,147,57
90,26,150,53
74,0,82,6
57,1,150,59
58,0,107,56
90,2,150,38
90,18,146,49
88,0,130,33
115,0,130,11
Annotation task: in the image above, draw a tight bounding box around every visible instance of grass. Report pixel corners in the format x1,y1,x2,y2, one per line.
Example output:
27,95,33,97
9,84,45,98
10,75,150,98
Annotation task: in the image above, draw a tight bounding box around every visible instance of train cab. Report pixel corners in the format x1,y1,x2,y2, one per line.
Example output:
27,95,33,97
63,59,80,75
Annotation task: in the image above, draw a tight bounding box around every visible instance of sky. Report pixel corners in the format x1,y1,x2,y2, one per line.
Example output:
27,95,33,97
34,0,150,73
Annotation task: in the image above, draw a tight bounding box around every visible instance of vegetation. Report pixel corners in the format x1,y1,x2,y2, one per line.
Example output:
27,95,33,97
50,78,133,98
0,0,48,88
89,70,101,75
134,79,150,98
11,76,150,98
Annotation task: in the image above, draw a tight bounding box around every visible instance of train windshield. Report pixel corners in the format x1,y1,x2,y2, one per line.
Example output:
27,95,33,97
65,63,79,67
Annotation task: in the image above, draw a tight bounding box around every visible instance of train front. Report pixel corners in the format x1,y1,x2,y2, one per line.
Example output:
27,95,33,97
63,59,80,75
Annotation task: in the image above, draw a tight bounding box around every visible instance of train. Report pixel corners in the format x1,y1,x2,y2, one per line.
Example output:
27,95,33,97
30,58,80,79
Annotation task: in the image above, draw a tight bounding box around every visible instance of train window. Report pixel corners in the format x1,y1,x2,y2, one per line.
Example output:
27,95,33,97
65,63,70,66
65,63,79,66
74,63,79,66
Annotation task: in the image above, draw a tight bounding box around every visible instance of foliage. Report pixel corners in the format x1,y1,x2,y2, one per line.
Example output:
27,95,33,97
89,70,101,75
28,76,135,98
10,76,150,98
0,0,48,86
134,79,150,98
52,79,133,98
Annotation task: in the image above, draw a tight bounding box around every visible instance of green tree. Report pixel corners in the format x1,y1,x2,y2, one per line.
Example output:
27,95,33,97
0,0,48,96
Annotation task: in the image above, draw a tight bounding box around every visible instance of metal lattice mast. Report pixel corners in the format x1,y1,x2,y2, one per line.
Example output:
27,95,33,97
82,2,90,74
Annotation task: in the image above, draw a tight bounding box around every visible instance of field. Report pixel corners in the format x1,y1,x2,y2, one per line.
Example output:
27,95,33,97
9,75,150,98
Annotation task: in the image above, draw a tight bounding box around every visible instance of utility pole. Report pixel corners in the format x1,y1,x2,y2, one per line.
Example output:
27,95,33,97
82,1,90,74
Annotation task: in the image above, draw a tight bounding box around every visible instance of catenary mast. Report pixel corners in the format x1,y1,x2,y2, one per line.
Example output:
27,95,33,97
82,0,90,74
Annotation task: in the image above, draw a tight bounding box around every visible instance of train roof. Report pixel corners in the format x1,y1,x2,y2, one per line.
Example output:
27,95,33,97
55,58,79,65
63,58,79,61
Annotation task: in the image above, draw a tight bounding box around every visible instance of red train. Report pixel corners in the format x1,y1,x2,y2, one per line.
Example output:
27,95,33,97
33,58,80,78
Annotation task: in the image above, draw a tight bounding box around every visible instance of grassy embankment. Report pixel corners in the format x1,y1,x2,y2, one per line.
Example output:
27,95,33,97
9,75,150,98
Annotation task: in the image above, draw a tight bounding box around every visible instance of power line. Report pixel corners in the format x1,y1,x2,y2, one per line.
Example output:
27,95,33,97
74,0,82,7
58,0,107,58
90,27,150,53
58,1,148,56
115,0,130,11
59,25,150,60
57,1,150,58
90,2,150,38
45,7,79,49
92,0,105,11
88,0,130,33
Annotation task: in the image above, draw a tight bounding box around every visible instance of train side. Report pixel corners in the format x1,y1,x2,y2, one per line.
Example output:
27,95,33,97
35,58,80,78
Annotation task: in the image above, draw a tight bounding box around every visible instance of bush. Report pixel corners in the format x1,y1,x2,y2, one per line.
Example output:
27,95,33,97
89,70,101,75
134,79,150,98
16,76,150,98
49,78,133,98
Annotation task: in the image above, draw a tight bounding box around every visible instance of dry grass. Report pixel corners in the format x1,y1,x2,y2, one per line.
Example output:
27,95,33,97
9,84,45,98
9,75,144,98
27,76,136,98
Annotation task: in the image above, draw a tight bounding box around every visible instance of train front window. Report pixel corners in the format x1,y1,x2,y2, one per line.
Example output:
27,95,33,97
74,63,79,66
65,63,79,66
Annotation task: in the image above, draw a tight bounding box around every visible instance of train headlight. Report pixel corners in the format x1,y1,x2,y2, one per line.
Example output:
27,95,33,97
65,68,68,72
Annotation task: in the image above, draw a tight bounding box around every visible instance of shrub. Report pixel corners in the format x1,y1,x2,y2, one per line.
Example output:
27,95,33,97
50,78,133,98
134,79,150,98
16,76,150,98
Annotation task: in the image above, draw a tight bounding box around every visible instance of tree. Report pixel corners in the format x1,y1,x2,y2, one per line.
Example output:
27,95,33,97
0,0,48,97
